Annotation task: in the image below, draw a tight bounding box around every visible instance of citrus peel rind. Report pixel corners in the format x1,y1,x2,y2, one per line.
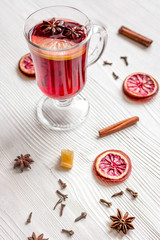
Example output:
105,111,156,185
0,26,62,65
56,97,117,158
61,149,74,169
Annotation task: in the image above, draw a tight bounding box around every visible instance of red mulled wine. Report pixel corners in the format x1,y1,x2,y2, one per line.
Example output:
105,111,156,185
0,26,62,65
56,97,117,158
28,18,88,100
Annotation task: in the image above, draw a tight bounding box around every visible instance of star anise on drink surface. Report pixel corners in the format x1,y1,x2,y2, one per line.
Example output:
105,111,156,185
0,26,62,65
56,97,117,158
63,25,84,40
41,18,64,34
13,154,34,172
110,209,135,234
28,232,49,240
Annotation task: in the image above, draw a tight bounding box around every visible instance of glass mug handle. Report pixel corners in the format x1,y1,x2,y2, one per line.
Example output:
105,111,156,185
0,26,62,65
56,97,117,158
88,24,107,66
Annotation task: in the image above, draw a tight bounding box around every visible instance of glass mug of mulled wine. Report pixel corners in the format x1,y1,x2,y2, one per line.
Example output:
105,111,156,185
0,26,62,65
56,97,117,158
24,6,107,130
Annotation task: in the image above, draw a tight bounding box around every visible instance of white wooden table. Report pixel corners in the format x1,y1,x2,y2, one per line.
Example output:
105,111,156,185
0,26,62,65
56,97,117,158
0,0,160,239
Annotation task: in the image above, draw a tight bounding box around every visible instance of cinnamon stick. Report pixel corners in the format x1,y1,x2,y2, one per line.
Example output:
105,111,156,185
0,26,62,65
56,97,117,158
119,26,153,47
99,116,139,137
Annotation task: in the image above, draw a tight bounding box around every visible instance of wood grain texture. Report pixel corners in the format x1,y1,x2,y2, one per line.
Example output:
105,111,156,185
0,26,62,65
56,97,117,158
0,0,160,239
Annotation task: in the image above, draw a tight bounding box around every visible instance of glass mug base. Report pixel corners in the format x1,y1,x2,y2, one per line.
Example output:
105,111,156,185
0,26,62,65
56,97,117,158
37,94,90,130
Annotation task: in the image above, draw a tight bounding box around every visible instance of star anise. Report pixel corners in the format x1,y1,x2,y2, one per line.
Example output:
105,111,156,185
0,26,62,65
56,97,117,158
110,209,135,234
28,232,48,240
41,18,64,34
63,25,84,40
13,154,34,172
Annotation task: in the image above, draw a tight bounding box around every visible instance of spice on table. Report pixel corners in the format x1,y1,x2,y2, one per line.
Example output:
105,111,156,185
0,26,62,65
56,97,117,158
60,203,66,216
120,56,128,66
100,199,112,207
75,212,87,222
53,198,63,210
103,61,112,65
14,154,34,172
112,191,124,198
118,26,153,47
62,229,74,236
26,212,32,224
61,149,74,169
99,116,139,137
126,188,138,198
110,209,135,234
56,190,68,201
58,179,67,189
112,72,119,80
28,232,49,240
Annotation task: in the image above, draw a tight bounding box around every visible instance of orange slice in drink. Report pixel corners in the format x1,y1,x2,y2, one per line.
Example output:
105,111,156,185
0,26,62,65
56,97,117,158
31,36,76,49
30,36,86,61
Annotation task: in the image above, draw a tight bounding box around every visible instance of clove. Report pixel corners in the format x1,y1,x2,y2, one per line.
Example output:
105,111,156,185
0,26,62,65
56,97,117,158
100,199,112,207
58,179,67,189
112,191,124,198
26,212,32,224
112,72,119,80
120,56,128,66
126,188,138,198
62,229,74,236
56,190,68,201
60,203,66,216
103,61,112,65
75,212,87,222
53,198,63,210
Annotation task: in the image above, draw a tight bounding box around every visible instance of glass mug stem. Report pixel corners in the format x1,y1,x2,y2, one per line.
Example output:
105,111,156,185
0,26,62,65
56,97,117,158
24,6,107,130
55,98,73,107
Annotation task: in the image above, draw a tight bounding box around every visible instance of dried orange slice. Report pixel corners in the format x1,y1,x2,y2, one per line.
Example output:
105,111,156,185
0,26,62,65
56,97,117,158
123,72,159,102
93,150,132,183
19,53,35,77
